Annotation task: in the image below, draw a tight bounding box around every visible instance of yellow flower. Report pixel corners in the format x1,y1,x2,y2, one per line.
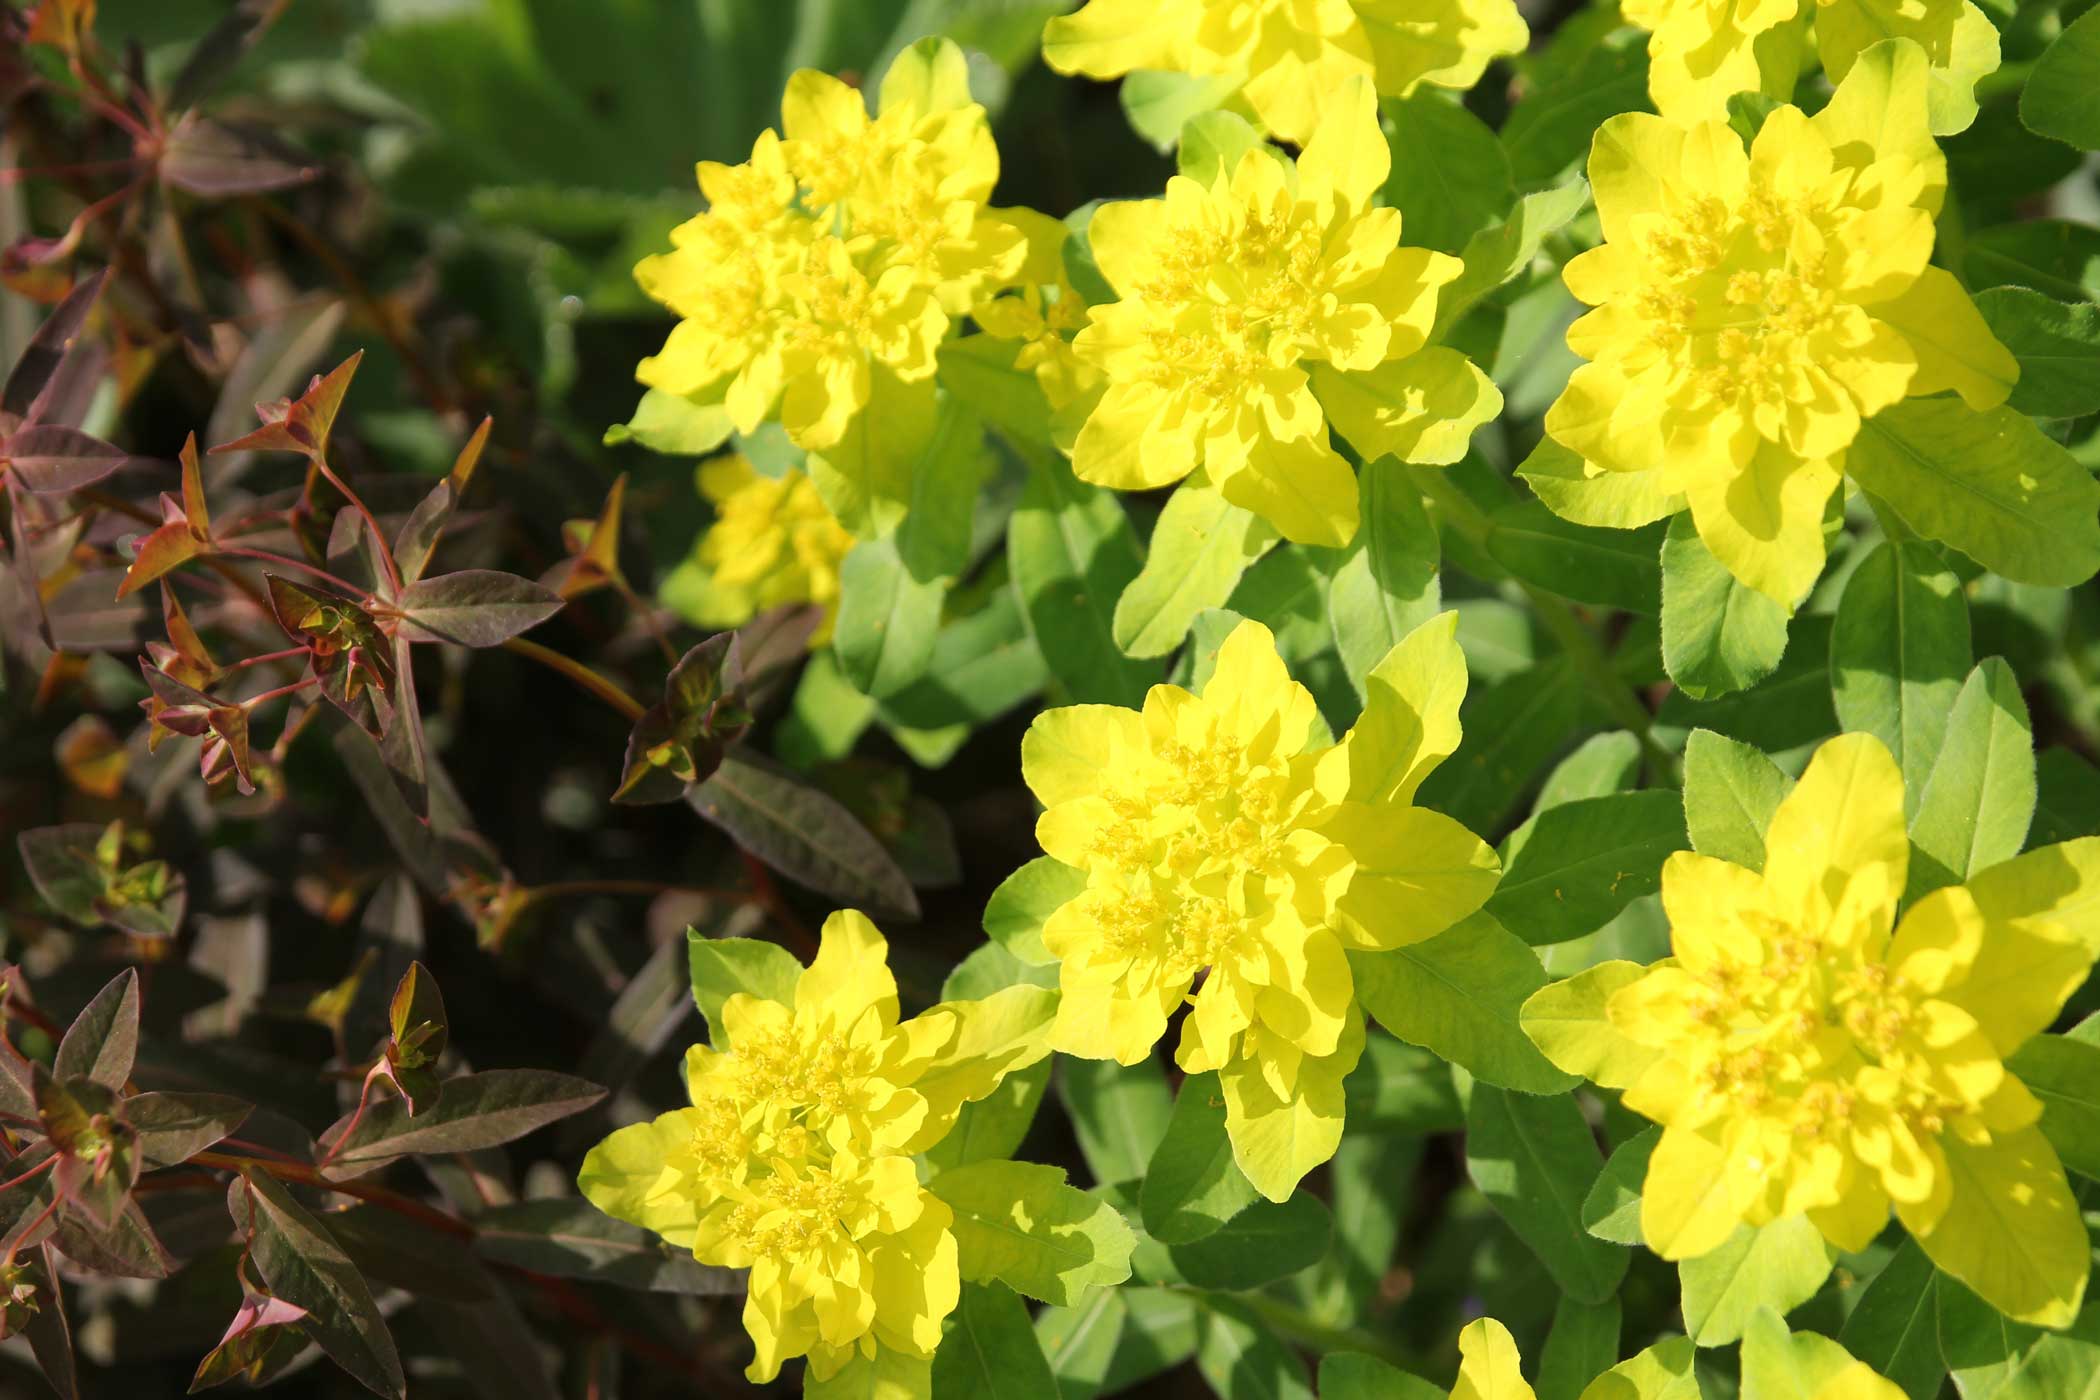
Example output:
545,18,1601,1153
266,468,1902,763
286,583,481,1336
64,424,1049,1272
971,208,1099,414
1533,734,2099,1326
578,911,1053,1387
1068,78,1500,547
1541,40,2016,606
1625,0,1998,135
633,42,1025,459
1023,615,1500,1198
1043,0,1527,146
661,455,855,644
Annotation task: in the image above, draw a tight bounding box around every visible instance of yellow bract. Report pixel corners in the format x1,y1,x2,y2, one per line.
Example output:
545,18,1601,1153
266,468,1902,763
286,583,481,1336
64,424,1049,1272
1023,615,1500,1198
662,455,855,643
1067,78,1500,547
1539,733,2099,1327
577,912,1051,1390
1043,0,1527,145
971,208,1100,416
1540,40,2016,607
1626,0,1999,135
633,43,1024,459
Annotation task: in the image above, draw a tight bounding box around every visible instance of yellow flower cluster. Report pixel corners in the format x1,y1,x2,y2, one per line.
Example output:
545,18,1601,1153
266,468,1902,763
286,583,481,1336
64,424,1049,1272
1044,0,1527,145
1024,617,1500,1198
578,912,1050,1388
970,209,1099,416
1529,735,2100,1327
1539,41,2016,606
634,42,1024,463
1067,79,1501,547
1626,0,1998,134
661,455,855,643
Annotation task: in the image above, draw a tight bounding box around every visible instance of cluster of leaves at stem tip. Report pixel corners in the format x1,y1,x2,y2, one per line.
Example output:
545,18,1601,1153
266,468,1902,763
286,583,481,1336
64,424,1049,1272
5,0,2100,1398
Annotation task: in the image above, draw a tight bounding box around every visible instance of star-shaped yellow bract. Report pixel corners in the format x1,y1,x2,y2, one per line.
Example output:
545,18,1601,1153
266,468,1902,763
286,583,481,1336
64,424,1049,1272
1625,0,1999,136
578,911,1052,1388
1043,0,1527,146
1023,615,1500,1199
1067,77,1501,547
661,455,855,644
632,40,1024,460
1539,40,2016,607
970,207,1100,416
1532,733,2099,1327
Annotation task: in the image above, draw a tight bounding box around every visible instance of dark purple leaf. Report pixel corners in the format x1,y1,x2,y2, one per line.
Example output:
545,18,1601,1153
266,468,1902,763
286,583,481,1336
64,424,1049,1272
126,1091,252,1167
689,748,920,918
315,1069,605,1175
1,269,105,424
54,968,139,1091
160,117,318,197
321,1206,491,1304
168,0,290,111
53,1197,170,1279
6,425,127,492
472,1198,741,1295
22,1247,79,1400
394,570,563,647
393,418,490,585
15,826,103,923
227,1172,405,1399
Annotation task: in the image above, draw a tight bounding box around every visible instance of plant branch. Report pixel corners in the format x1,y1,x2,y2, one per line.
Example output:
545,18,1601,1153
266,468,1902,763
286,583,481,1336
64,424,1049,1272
500,638,646,723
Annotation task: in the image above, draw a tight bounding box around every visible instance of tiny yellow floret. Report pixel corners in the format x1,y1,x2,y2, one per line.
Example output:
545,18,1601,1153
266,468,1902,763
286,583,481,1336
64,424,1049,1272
662,455,855,644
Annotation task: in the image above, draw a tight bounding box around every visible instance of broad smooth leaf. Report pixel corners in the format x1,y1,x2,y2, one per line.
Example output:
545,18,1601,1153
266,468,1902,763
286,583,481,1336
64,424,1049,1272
1007,451,1153,706
928,1160,1136,1307
1060,1056,1174,1189
472,1198,740,1294
686,932,801,1045
931,1283,1062,1400
1351,913,1579,1094
1973,287,2100,419
1138,1073,1262,1245
1380,93,1513,255
1837,1239,1948,1400
1432,180,1592,338
1679,1217,1834,1348
1194,1300,1315,1400
1906,658,2036,898
1320,1352,1442,1400
983,857,1085,966
317,1069,606,1173
1661,513,1790,699
2005,1034,2100,1181
53,968,139,1091
394,570,565,647
1488,790,1687,946
1486,502,1662,615
1830,540,1970,812
2021,4,2100,151
1466,1082,1627,1304
1581,1125,1658,1245
1681,729,1793,872
1167,1192,1333,1291
832,535,945,700
1538,1296,1624,1400
229,1172,404,1399
1112,480,1275,660
1327,458,1440,698
127,1091,251,1167
1849,399,2100,588
689,748,919,918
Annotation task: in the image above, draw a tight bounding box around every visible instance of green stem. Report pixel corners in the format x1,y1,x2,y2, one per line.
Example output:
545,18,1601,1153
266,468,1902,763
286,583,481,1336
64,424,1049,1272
1205,1289,1422,1373
1408,467,1678,782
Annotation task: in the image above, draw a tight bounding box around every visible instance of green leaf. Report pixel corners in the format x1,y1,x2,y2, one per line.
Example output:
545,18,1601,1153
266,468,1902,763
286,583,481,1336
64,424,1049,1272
1501,30,1650,189
317,1070,605,1174
1179,111,1282,185
1906,657,2036,898
689,748,920,918
1352,913,1580,1094
833,535,945,700
471,1198,737,1295
230,1171,405,1399
1535,732,1641,812
1661,512,1791,700
938,336,1051,442
1007,450,1154,707
1573,1338,1700,1400
1465,1081,1627,1304
982,857,1085,967
1538,1296,1624,1400
1113,479,1275,659
1830,538,1971,813
1581,1125,1658,1245
1035,1286,1128,1400
2005,1034,2100,1181
54,969,139,1091
685,933,801,1046
932,1283,1062,1400
1120,70,1244,152
1973,288,2100,419
1194,1300,1315,1400
1327,459,1441,698
1488,791,1687,946
1486,503,1662,615
394,570,564,647
1962,219,2100,303
1681,729,1793,871
604,387,734,453
1168,1192,1332,1291
1346,1032,1464,1134
1433,180,1592,339
925,1059,1053,1174
928,1160,1136,1307
2033,748,2100,846
1837,1239,1948,1400
1139,1071,1262,1245
1656,616,1838,757
1849,399,2100,588
1679,1217,1834,1348
2021,4,2100,151
1060,1056,1174,1188
1319,1353,1442,1400
1414,659,1586,835
878,581,1049,732
1379,93,1513,255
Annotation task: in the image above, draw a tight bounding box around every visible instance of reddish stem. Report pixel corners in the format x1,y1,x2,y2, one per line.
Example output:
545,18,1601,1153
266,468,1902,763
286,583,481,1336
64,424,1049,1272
220,546,367,599
314,461,403,597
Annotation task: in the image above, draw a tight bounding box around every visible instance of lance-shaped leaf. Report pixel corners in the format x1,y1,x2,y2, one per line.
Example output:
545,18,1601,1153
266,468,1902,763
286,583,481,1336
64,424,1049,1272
15,825,105,924
54,1196,172,1279
1139,1071,1261,1245
5,425,128,493
19,1246,80,1400
543,473,628,599
2,269,106,425
228,1172,405,1399
614,633,749,805
394,417,490,585
688,748,919,918
393,570,564,647
315,1069,605,1174
927,1160,1136,1307
210,352,362,462
126,1092,252,1167
54,968,138,1090
160,115,318,196
190,1291,312,1393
